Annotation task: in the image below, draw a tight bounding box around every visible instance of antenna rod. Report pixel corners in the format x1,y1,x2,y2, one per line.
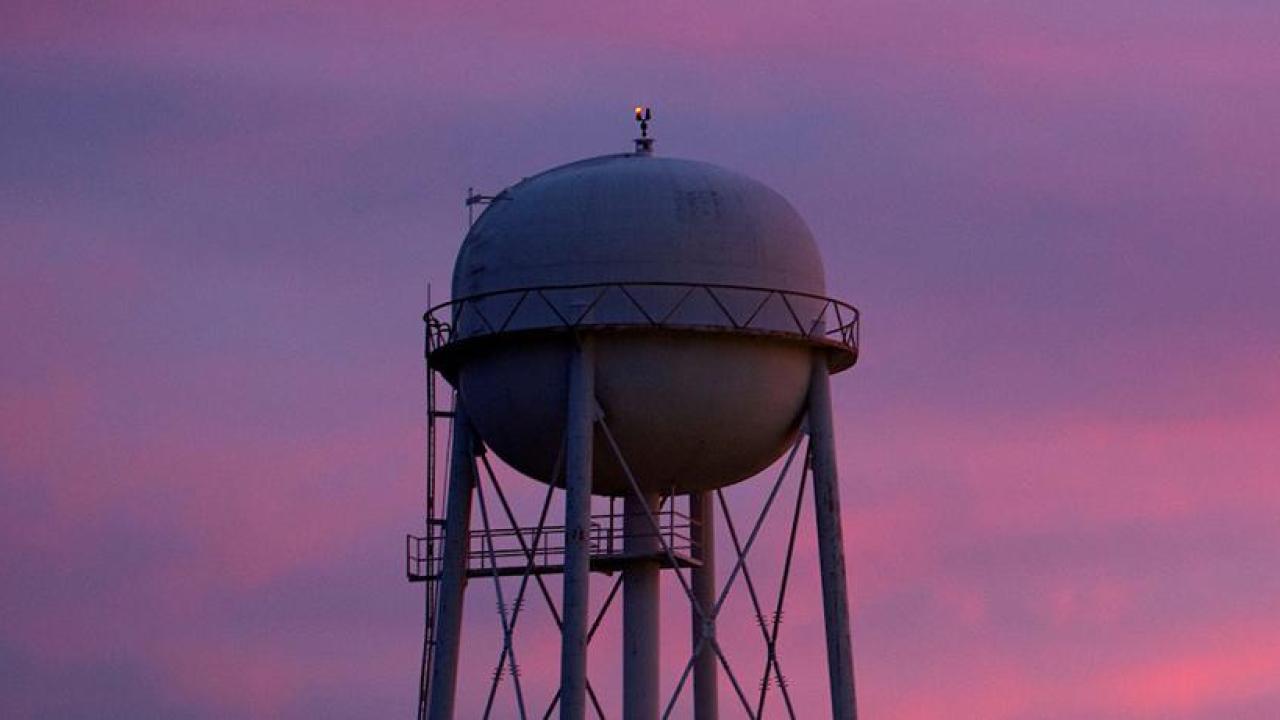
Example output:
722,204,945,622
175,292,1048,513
633,106,654,154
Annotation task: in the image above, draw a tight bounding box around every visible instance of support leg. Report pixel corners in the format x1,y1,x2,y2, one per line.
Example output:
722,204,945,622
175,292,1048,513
807,354,858,720
623,492,661,720
427,405,478,720
560,339,595,720
689,492,719,720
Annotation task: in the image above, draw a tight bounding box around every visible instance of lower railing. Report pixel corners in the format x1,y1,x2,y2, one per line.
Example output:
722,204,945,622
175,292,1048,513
408,503,698,581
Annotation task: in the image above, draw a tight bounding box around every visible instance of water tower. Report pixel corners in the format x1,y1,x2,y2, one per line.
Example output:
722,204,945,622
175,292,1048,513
407,109,861,719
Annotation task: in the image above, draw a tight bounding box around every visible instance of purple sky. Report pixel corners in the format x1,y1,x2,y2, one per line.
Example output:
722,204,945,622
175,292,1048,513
3,2,1278,717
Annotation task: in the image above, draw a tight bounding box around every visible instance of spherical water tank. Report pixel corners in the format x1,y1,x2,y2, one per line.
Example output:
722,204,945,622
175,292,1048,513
434,152,852,495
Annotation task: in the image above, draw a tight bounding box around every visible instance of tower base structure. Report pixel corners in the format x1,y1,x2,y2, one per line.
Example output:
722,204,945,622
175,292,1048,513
412,340,858,720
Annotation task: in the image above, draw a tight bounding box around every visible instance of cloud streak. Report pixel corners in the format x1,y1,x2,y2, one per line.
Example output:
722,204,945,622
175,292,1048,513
2,1,1277,717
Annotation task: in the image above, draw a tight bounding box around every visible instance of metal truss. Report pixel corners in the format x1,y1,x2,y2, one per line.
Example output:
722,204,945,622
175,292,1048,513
720,459,809,719
596,416,813,720
412,418,817,718
413,309,830,718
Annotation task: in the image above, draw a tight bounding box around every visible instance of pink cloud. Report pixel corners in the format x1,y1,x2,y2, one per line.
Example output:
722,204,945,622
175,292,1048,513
3,1,1279,717
1107,616,1280,716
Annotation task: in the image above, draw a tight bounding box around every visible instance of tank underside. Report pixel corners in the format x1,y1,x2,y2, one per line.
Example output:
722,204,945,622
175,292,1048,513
449,329,816,496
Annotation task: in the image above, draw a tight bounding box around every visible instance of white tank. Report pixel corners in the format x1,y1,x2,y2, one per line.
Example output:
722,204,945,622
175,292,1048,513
436,152,849,495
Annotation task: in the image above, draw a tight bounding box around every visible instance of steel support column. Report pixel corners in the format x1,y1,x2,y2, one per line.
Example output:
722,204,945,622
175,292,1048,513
560,338,596,720
806,353,858,720
427,404,478,720
623,491,661,720
689,491,719,720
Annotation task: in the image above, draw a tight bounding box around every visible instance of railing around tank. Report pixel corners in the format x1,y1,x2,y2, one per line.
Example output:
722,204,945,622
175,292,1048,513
422,281,859,367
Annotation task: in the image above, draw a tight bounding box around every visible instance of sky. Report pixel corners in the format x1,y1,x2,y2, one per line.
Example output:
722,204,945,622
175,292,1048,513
2,1,1278,718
